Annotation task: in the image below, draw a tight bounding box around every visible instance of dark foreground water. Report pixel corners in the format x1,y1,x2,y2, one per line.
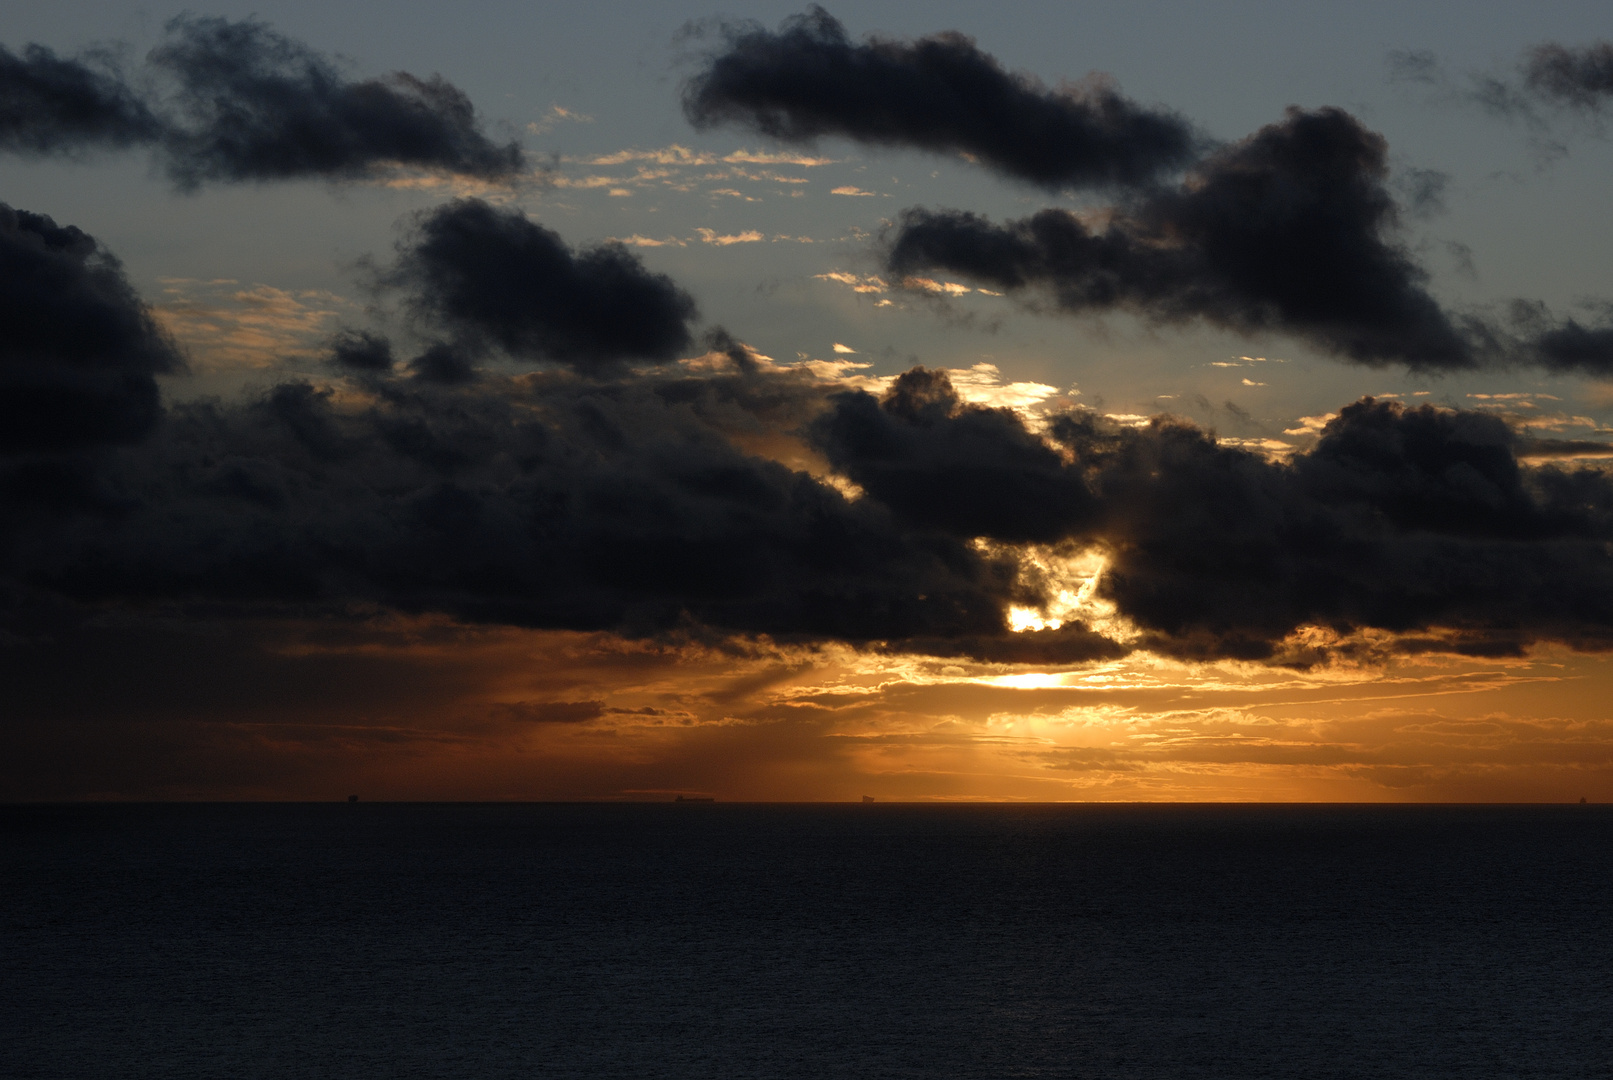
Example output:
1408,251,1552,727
3,804,1610,1079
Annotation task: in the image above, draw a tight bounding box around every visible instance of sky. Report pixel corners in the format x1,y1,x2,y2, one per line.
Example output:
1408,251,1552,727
4,0,1613,801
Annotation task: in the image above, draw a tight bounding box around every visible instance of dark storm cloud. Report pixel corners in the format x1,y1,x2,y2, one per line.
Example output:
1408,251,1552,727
0,16,523,185
0,43,162,153
1496,299,1613,376
7,343,1613,663
327,329,395,373
682,6,1197,189
886,108,1476,371
1527,319,1613,375
384,199,699,371
1089,399,1613,661
813,367,1098,543
0,203,180,454
408,342,478,385
149,15,523,186
812,369,1613,660
1524,42,1613,110
1,361,1030,655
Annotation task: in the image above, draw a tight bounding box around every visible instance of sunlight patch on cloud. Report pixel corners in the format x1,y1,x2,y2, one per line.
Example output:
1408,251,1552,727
1212,355,1287,369
946,363,1060,410
1217,436,1297,459
377,170,534,199
901,276,972,296
723,150,839,166
821,473,867,501
696,227,764,245
831,185,876,196
1283,413,1337,437
724,166,812,184
815,270,888,293
1000,546,1131,642
779,356,1066,420
585,145,715,166
153,279,353,371
1512,412,1609,432
551,174,622,189
610,234,688,247
792,357,884,390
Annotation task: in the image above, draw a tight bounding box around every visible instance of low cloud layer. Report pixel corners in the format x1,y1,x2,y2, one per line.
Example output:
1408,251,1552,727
3,369,1026,654
0,16,522,185
815,369,1613,661
5,200,1613,669
7,350,1613,667
683,6,1197,189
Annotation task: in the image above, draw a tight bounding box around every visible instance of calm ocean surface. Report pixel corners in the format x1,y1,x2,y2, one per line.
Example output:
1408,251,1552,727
4,803,1609,1079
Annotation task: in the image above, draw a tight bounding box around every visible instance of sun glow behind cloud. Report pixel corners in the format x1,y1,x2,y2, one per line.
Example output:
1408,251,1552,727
7,5,1613,808
15,300,1608,803
1005,547,1113,634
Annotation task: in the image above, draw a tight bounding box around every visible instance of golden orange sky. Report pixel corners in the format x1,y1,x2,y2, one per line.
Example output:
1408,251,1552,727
14,612,1605,802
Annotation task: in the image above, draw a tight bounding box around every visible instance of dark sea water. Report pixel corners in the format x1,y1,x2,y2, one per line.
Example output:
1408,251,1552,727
3,803,1610,1079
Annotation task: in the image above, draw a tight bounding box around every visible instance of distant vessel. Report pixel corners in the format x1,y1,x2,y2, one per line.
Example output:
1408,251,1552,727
862,795,875,803
675,795,715,803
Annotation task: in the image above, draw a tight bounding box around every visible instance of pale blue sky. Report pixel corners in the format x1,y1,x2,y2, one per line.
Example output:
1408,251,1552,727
5,0,1612,439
